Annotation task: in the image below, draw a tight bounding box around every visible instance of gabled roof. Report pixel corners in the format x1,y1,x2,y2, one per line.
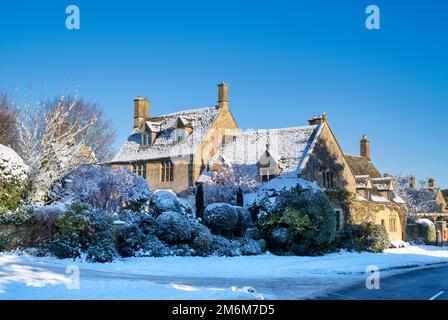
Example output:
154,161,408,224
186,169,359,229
110,106,221,163
371,177,394,191
355,175,372,189
145,120,163,133
210,124,321,178
344,154,381,178
176,116,194,128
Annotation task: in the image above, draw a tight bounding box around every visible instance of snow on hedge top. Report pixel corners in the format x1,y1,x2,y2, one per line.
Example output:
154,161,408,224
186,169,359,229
211,125,320,177
110,106,220,162
416,218,434,228
0,144,28,182
244,176,322,207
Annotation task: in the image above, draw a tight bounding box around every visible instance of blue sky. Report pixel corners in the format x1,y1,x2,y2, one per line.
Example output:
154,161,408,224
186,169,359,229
0,0,447,187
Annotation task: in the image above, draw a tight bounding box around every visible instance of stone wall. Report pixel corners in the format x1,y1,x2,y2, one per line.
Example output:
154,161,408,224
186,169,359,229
300,123,357,193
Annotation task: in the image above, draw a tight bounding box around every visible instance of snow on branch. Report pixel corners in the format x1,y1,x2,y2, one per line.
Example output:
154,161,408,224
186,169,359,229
18,93,96,203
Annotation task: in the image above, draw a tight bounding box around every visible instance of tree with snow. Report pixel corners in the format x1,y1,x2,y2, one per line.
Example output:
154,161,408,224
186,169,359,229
0,93,19,151
48,96,117,162
18,94,96,204
202,165,259,206
51,164,152,213
389,174,442,213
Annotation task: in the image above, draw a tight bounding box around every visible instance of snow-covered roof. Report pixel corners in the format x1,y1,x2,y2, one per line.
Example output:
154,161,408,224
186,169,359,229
110,106,221,163
355,175,371,189
0,144,28,182
371,177,393,191
210,124,321,177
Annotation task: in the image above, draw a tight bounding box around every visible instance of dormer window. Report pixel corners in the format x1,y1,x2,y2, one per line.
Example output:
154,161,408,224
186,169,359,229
174,128,186,142
365,189,372,200
141,132,152,146
387,190,394,201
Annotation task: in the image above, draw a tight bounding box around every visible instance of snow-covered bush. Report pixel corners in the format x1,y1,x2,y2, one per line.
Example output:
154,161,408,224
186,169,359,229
169,243,198,257
139,235,170,257
155,211,192,244
234,206,252,236
239,238,262,256
349,222,390,253
86,238,117,263
138,215,158,236
416,218,436,245
190,222,213,256
26,207,62,250
0,144,28,210
51,164,151,213
50,211,91,259
116,224,144,257
254,181,336,255
203,203,238,237
49,203,115,260
0,206,31,225
246,227,264,240
203,203,252,238
211,235,242,257
150,191,181,216
266,227,293,250
50,236,83,259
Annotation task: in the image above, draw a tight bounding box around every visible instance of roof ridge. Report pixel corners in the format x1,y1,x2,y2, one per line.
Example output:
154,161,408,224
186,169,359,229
237,124,317,134
150,105,218,119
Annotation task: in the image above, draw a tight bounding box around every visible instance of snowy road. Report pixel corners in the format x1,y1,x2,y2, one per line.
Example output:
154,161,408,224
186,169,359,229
0,258,363,299
2,245,448,299
318,264,448,300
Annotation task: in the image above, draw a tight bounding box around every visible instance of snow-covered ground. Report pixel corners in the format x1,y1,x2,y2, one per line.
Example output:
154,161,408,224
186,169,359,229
1,245,448,300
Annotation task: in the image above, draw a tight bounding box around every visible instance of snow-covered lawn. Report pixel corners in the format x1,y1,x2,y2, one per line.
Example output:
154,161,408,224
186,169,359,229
1,245,448,300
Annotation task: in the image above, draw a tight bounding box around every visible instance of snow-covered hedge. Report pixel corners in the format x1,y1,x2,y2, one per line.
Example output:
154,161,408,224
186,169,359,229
348,222,390,253
155,211,193,244
150,190,181,216
46,203,117,262
0,144,28,210
249,178,336,255
203,203,252,237
51,164,151,213
416,218,436,245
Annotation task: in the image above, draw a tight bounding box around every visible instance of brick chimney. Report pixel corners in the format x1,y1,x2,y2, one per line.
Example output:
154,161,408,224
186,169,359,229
217,83,229,109
409,175,416,188
133,97,150,129
360,134,370,160
428,178,436,189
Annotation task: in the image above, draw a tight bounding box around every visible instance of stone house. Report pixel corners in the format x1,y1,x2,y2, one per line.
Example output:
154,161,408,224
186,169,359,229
344,135,408,241
108,83,238,195
204,113,357,232
109,83,407,240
